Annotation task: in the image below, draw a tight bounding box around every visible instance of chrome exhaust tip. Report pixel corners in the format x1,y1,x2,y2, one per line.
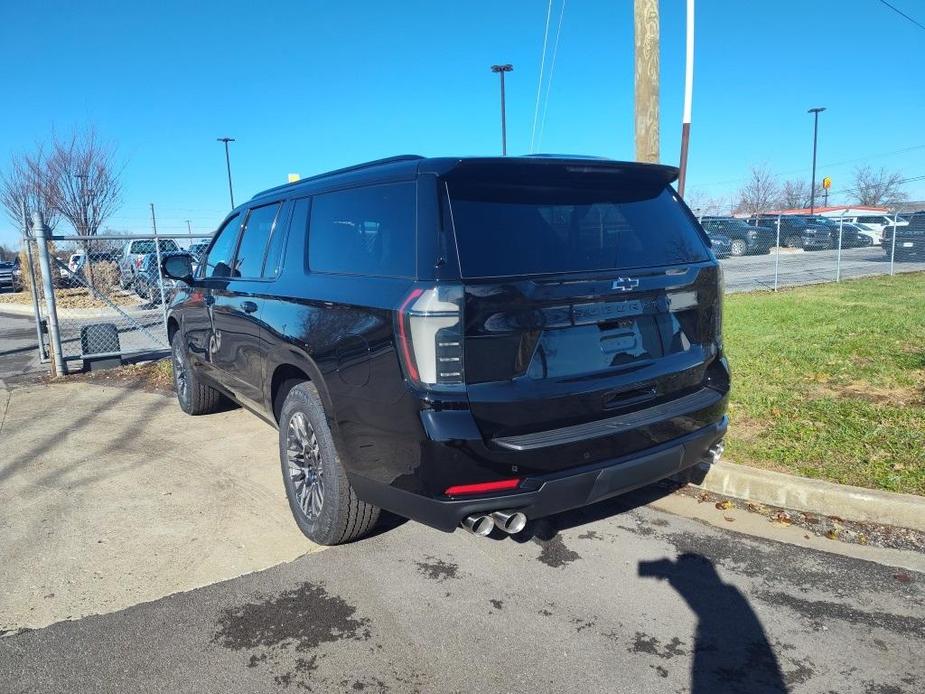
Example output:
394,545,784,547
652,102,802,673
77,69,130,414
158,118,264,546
706,439,725,464
462,514,495,537
491,510,527,534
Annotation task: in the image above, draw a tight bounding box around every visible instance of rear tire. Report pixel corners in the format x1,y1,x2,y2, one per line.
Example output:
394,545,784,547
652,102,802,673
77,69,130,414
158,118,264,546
170,330,222,415
785,235,803,249
278,382,380,545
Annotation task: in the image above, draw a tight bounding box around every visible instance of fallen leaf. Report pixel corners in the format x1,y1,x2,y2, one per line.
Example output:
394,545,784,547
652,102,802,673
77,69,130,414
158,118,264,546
803,534,810,540
715,500,734,511
696,492,710,504
802,514,820,525
772,511,792,526
857,534,869,545
746,502,765,514
894,573,912,584
824,528,839,540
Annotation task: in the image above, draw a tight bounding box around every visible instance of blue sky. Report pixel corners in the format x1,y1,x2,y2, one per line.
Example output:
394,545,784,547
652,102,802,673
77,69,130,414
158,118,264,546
1,0,923,245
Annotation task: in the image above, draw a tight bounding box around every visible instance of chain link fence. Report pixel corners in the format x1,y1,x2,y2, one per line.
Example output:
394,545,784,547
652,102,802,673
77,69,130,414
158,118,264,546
12,207,924,376
699,210,925,293
14,215,211,374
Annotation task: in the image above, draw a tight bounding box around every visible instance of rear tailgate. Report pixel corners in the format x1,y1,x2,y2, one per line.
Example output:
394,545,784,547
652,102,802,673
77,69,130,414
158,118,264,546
442,162,725,457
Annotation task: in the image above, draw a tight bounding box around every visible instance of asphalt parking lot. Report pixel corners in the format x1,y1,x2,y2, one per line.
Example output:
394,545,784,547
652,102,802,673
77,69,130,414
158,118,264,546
1,368,923,693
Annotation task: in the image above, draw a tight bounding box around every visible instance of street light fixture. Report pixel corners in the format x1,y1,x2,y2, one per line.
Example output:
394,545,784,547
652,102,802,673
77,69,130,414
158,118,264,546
490,64,514,156
807,107,826,214
217,137,236,209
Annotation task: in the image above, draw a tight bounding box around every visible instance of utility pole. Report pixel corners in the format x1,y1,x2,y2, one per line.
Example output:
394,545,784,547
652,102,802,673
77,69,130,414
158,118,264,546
217,137,236,209
677,0,695,197
634,0,660,163
490,64,514,156
807,107,826,214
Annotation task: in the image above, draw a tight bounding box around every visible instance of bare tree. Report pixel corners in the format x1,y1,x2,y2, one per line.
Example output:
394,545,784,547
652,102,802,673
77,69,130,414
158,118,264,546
684,188,730,218
47,128,123,243
1,148,60,235
735,166,780,216
847,166,906,207
779,179,808,209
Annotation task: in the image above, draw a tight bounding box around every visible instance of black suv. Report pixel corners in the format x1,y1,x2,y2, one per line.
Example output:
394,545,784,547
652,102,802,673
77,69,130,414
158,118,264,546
700,216,775,256
748,215,830,250
883,211,925,260
162,156,729,545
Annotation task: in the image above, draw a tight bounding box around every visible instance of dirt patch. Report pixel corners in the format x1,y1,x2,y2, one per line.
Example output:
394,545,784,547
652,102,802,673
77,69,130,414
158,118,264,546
49,359,174,393
812,381,923,407
728,414,770,443
0,287,141,310
414,557,460,582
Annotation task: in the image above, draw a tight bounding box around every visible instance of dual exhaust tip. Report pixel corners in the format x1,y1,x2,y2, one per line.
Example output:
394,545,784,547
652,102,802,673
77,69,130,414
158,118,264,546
462,510,527,537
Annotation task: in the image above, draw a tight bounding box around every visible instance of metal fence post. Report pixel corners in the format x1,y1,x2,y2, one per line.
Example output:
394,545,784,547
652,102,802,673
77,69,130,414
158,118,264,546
150,203,169,337
20,201,48,361
836,216,843,282
889,210,898,276
773,214,781,291
32,211,65,377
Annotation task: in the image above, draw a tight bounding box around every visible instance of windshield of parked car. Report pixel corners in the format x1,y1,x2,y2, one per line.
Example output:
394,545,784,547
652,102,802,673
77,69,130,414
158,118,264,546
131,239,180,254
447,183,709,277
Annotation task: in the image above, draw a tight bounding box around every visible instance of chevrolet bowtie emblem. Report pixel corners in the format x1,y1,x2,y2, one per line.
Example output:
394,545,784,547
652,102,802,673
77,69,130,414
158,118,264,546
612,277,640,292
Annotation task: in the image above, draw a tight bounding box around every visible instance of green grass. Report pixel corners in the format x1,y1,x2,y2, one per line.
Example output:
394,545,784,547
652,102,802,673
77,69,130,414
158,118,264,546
724,272,925,496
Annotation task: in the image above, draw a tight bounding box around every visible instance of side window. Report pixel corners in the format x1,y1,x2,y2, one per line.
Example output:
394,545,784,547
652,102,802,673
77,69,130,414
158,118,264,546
308,182,416,277
204,213,242,278
272,197,310,277
233,203,282,278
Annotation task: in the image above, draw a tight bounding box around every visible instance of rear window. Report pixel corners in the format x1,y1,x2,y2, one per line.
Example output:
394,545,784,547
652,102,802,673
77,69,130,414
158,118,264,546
130,239,179,254
446,183,709,278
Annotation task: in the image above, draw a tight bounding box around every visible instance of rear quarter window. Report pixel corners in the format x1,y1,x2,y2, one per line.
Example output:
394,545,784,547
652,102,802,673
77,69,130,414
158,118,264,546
307,182,416,278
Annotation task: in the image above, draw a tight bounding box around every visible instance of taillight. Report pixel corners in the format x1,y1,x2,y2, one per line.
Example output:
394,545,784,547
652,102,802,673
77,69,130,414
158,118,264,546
396,285,465,389
135,257,143,269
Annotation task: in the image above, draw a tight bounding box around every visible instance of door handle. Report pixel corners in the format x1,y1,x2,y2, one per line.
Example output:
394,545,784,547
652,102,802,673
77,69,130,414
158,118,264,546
241,300,258,314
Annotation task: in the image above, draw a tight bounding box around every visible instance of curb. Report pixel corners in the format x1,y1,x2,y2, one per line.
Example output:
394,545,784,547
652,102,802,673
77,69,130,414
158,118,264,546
681,460,925,532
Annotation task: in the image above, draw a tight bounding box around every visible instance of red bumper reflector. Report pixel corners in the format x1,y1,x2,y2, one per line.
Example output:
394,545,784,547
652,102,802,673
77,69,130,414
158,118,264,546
444,478,522,496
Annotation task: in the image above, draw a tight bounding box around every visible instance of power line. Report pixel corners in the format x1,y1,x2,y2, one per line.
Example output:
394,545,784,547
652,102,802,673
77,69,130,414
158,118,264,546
529,0,554,153
878,0,925,31
537,0,567,150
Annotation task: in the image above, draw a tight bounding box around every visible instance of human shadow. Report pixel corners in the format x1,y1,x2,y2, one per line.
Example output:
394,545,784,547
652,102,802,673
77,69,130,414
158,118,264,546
639,553,787,694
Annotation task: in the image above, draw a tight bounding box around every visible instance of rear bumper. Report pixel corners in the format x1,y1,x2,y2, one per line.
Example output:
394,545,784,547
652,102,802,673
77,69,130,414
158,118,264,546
349,417,727,532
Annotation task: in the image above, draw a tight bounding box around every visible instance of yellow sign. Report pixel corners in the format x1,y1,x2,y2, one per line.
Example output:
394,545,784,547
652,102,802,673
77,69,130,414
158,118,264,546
822,176,832,189
287,173,300,183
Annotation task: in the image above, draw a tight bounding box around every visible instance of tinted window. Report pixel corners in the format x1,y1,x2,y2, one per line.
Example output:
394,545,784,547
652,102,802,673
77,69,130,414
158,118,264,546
448,183,709,278
129,239,179,254
234,203,282,278
308,182,416,277
262,202,293,277
204,214,241,278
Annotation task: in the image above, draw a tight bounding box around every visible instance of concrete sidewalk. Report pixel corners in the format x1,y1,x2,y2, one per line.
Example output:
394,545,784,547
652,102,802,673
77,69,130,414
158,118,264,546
0,381,314,632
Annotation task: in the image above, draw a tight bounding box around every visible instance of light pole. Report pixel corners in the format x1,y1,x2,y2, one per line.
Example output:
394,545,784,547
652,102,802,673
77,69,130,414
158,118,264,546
807,107,826,214
490,64,513,156
217,137,236,209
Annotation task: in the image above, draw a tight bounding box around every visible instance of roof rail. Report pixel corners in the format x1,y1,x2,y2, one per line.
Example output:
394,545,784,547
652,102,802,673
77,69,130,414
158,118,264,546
253,154,424,199
524,153,611,160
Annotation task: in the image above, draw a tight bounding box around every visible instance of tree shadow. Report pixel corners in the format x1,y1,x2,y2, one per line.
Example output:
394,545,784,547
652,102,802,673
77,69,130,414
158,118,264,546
639,553,787,694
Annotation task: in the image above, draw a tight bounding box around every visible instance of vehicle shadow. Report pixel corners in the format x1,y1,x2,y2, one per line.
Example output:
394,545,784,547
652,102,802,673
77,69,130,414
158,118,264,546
638,553,787,693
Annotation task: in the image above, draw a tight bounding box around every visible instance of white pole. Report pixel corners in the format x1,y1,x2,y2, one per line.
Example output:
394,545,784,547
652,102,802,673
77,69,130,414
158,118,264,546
836,216,843,282
677,0,694,196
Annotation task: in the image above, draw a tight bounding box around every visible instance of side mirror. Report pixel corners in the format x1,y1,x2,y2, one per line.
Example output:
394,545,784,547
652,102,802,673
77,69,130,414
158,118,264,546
162,254,194,283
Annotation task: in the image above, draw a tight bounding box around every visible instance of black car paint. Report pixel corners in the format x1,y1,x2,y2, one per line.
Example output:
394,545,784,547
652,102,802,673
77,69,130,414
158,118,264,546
166,156,729,532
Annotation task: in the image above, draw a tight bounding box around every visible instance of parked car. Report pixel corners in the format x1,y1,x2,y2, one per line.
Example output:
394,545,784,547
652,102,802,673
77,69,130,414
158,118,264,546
700,216,775,256
883,212,925,261
748,215,830,250
703,229,732,258
60,252,115,286
162,155,730,546
833,214,907,243
134,251,194,302
0,258,22,292
802,216,861,249
118,239,180,288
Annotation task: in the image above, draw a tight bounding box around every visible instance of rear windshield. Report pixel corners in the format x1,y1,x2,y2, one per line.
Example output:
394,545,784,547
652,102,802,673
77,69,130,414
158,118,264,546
131,239,179,254
446,183,709,277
